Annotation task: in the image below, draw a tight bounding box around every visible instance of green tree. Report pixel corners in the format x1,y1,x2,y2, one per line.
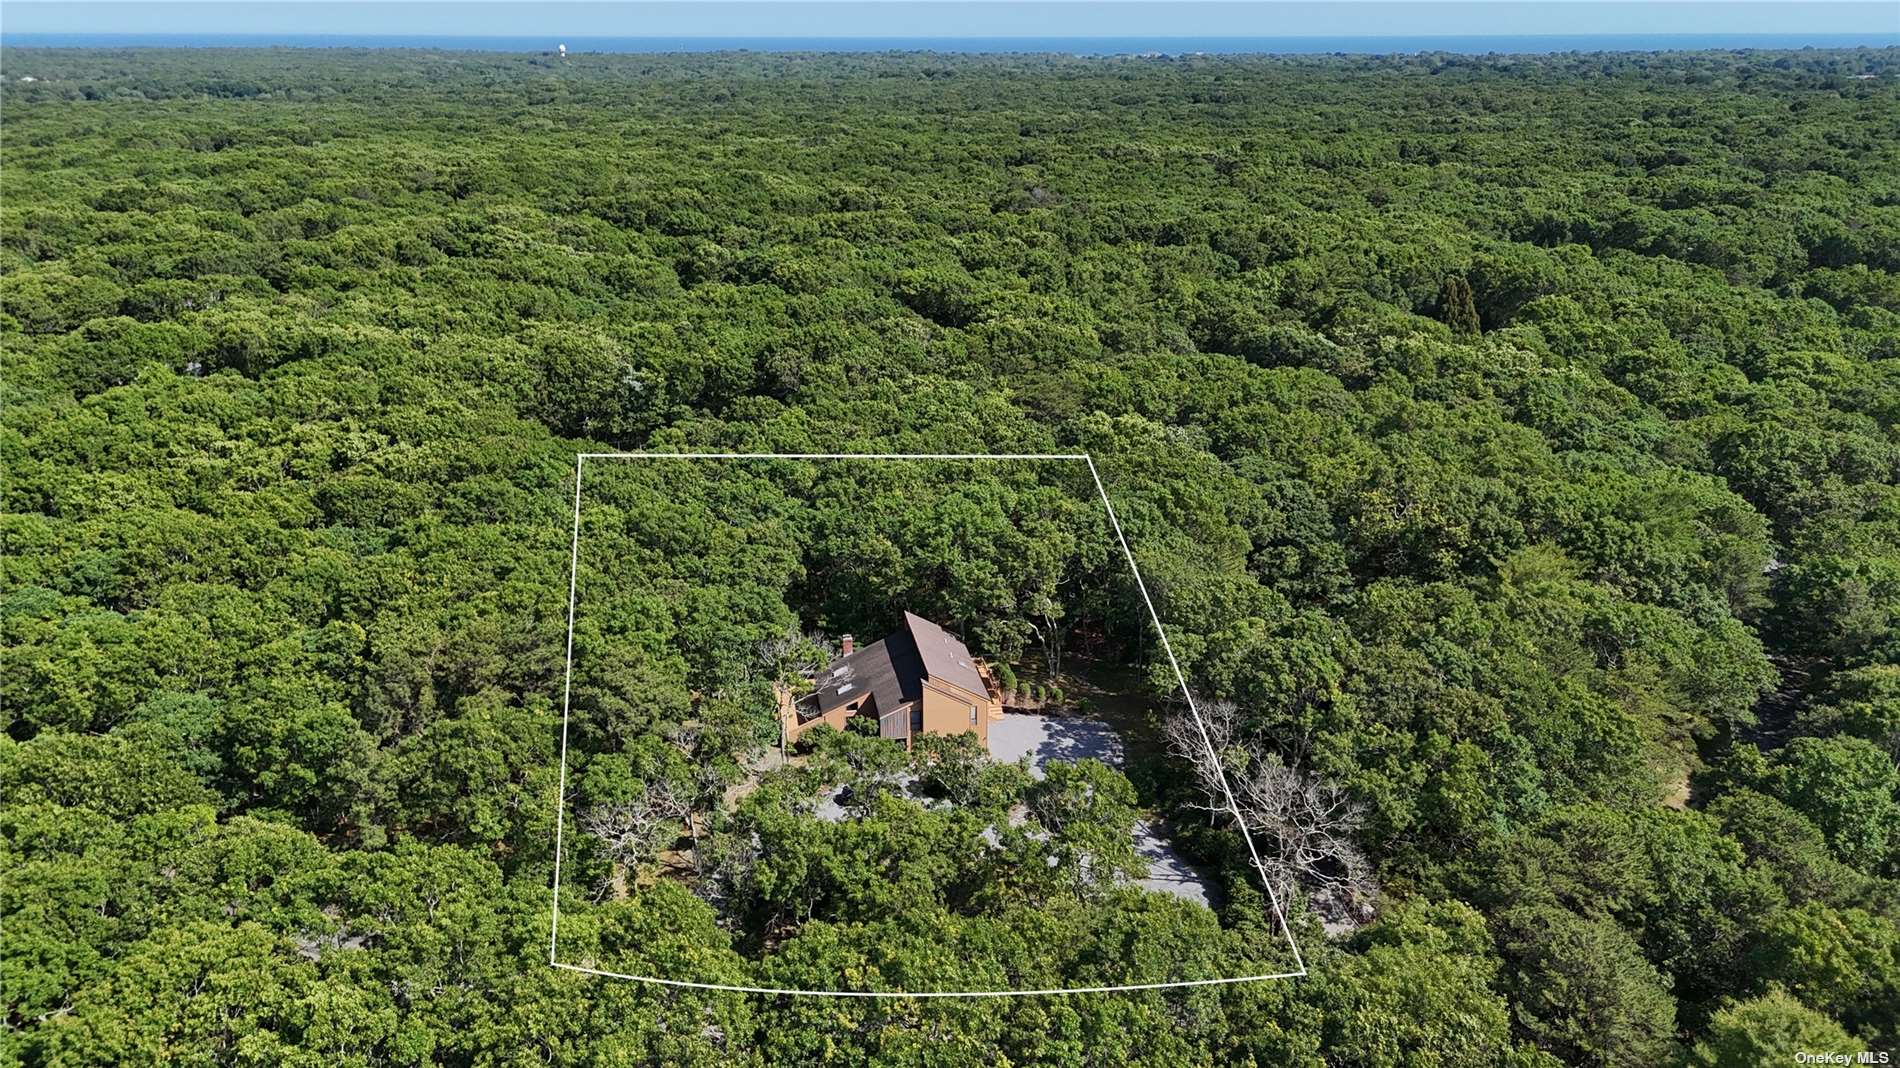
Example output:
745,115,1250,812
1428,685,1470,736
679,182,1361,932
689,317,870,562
1744,902,1900,1044
1024,759,1146,900
1496,905,1680,1068
1320,900,1558,1067
1439,275,1482,337
1687,989,1857,1068
1771,736,1900,873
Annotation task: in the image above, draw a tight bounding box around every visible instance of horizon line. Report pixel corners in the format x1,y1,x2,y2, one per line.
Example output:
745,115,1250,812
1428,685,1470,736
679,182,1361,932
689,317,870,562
8,30,1900,39
9,3,1896,41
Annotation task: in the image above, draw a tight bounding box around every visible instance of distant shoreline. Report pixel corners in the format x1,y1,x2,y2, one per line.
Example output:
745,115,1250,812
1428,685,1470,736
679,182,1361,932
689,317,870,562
5,32,1898,56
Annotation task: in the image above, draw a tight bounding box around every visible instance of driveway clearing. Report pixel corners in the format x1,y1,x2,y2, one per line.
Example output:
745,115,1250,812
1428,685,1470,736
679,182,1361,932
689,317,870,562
988,711,1125,772
990,711,1218,907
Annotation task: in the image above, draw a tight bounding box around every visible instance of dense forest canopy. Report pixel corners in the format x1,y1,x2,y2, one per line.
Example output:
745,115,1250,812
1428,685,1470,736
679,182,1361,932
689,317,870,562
3,45,1898,1065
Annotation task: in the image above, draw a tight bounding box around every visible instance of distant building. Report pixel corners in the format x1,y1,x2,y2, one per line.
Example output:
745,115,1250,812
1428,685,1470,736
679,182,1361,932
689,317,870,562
779,612,1002,751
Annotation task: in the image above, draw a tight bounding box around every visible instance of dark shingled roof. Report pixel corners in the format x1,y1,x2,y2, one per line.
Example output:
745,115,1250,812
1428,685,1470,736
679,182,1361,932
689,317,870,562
815,629,922,737
812,613,989,741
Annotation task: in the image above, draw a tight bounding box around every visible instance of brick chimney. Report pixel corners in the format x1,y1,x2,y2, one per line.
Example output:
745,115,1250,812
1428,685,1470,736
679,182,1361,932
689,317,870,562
841,634,854,656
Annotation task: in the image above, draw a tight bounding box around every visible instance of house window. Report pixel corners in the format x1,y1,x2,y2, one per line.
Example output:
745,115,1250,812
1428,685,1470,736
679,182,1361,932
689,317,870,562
968,704,977,724
911,706,924,733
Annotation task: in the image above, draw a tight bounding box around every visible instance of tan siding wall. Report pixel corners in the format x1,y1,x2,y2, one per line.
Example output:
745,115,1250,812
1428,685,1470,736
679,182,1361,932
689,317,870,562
784,666,998,751
783,703,855,746
920,679,987,745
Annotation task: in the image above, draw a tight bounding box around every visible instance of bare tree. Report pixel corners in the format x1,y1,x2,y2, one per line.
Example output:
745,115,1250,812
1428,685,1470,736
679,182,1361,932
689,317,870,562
750,626,826,684
658,721,732,874
1227,756,1377,924
1161,697,1247,824
579,780,690,897
694,827,760,921
1027,592,1067,675
1163,700,1377,925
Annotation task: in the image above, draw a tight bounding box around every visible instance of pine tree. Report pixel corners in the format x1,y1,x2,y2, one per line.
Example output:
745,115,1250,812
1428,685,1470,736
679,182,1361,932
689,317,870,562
1441,275,1481,336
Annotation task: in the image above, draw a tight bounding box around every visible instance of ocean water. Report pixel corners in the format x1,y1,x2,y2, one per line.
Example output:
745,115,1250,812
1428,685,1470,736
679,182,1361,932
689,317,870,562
5,33,1898,55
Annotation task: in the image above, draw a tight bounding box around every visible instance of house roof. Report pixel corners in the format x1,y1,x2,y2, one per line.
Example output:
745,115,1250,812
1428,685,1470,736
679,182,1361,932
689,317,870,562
813,613,989,738
902,611,989,701
816,630,922,727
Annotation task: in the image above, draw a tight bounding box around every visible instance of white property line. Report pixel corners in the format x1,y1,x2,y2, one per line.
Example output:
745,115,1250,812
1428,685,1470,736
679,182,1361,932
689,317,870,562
1083,455,1309,979
549,452,584,963
550,451,1309,995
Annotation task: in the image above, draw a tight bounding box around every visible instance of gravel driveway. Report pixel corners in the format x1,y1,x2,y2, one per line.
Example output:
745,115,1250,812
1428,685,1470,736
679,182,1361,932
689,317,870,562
990,711,1216,907
988,710,1125,771
806,714,1218,907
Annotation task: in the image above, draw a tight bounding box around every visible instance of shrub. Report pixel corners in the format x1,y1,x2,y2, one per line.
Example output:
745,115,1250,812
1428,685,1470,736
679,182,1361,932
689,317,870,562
996,663,1018,693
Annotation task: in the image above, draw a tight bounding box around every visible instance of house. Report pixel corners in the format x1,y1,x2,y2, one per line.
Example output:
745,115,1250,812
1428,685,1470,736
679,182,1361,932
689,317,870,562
779,612,1003,751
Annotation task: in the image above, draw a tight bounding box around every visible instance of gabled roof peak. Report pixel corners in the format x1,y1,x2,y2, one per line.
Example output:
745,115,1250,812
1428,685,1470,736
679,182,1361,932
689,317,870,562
902,612,988,699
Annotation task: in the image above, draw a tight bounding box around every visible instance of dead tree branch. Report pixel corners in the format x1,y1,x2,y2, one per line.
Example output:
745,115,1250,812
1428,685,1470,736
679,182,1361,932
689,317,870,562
1164,700,1377,925
579,780,691,894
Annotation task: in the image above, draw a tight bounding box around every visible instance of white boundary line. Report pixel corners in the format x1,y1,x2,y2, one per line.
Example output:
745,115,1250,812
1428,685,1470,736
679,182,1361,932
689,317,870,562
550,451,1308,995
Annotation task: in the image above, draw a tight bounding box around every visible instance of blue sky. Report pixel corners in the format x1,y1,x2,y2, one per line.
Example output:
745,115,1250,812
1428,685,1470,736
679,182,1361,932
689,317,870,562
6,2,1897,38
